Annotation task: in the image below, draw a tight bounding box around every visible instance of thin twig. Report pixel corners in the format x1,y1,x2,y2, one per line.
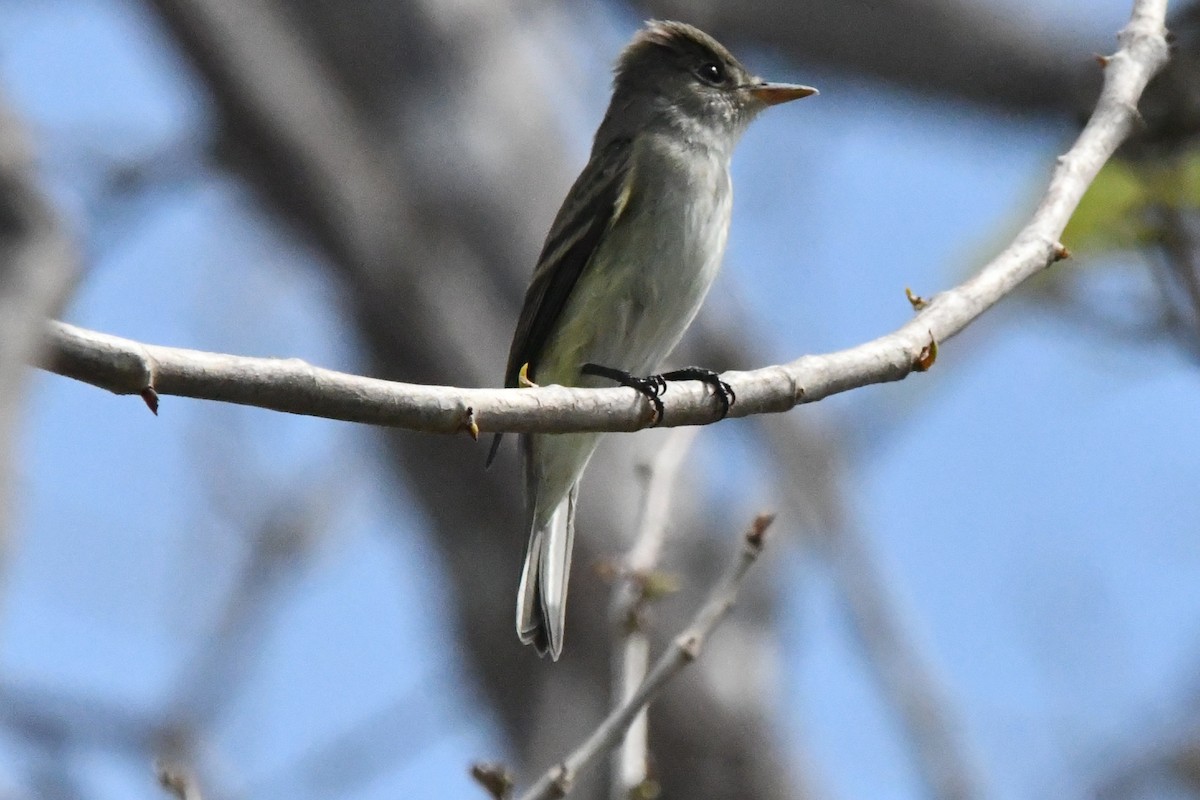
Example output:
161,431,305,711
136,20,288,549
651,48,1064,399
472,762,516,800
517,513,775,800
155,759,204,800
611,428,699,799
625,428,702,576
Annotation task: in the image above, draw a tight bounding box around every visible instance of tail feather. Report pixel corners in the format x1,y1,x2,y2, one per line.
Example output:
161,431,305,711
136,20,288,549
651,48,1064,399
516,483,578,660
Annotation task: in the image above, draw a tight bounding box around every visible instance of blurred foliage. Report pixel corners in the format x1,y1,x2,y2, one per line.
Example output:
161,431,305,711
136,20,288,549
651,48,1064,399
1065,148,1200,252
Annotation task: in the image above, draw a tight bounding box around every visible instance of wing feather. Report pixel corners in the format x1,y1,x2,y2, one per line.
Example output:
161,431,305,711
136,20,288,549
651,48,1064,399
486,137,634,466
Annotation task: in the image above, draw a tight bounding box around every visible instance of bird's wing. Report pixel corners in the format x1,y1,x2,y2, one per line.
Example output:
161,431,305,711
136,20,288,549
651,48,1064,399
505,136,635,387
486,137,635,466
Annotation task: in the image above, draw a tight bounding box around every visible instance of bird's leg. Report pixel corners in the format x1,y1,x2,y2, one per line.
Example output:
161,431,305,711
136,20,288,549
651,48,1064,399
658,366,736,419
580,363,667,424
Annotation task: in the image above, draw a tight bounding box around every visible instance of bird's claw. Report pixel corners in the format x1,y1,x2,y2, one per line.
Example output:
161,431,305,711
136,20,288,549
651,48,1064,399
581,363,735,425
659,366,736,419
581,363,666,424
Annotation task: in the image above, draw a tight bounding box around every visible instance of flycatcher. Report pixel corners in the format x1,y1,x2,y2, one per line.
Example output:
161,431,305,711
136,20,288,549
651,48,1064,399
490,20,816,659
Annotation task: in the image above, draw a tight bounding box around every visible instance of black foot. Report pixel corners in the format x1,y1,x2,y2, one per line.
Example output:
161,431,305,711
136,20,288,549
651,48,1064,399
659,366,736,419
581,363,666,424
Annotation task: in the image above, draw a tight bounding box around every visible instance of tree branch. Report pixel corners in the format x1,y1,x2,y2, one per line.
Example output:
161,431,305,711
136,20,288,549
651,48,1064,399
610,427,700,799
516,513,775,800
36,0,1171,439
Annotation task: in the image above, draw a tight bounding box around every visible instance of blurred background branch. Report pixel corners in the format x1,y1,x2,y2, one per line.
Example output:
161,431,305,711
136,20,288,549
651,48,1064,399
0,94,76,576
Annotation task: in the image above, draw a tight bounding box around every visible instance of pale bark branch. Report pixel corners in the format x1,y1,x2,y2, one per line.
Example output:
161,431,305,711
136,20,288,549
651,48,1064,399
516,514,774,800
610,427,699,799
36,1,1171,440
156,759,204,800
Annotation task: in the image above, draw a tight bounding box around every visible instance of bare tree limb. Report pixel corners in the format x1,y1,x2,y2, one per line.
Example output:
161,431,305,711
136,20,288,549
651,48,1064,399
142,0,407,271
516,513,775,800
38,0,1171,440
610,427,699,799
32,313,936,433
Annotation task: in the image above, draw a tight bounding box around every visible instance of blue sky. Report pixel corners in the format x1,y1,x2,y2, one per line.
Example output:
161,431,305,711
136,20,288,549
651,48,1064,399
2,1,1196,798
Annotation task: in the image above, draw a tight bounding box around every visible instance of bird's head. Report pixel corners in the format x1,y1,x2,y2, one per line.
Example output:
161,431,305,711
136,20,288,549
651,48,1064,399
608,20,817,144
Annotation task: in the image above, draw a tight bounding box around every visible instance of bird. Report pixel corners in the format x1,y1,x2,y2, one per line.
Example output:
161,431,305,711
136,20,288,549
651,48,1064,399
489,20,816,659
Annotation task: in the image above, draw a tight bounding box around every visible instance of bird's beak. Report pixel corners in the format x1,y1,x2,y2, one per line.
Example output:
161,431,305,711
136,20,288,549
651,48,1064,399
747,82,819,106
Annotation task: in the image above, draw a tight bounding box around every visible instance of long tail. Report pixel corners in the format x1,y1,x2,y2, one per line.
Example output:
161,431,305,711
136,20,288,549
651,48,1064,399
516,482,578,660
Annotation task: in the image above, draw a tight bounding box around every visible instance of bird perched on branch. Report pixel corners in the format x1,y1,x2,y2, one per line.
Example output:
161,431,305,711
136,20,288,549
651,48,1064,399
489,20,816,659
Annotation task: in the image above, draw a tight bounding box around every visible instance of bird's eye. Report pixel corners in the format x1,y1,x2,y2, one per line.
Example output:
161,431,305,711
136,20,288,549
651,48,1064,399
696,61,727,85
